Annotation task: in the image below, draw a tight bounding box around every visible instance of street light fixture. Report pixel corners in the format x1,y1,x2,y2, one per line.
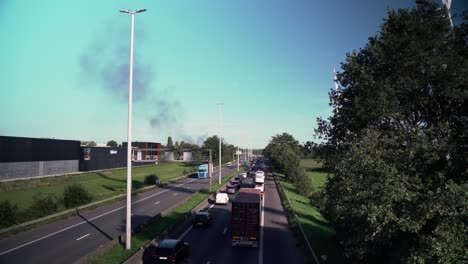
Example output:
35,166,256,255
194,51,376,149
120,8,147,250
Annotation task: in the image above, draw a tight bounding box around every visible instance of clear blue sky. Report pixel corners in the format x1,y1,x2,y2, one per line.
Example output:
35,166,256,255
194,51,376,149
1,0,464,148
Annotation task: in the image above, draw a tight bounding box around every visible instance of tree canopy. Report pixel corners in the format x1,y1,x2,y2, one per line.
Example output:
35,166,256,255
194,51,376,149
315,3,467,263
202,135,237,164
166,136,174,149
106,140,118,147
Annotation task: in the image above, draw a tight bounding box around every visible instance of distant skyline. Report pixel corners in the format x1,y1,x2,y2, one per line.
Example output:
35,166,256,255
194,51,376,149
1,1,465,148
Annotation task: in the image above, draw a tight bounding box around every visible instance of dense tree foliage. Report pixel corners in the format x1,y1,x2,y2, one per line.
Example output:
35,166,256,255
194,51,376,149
166,136,174,149
106,140,118,147
263,133,302,181
202,135,237,164
315,3,467,263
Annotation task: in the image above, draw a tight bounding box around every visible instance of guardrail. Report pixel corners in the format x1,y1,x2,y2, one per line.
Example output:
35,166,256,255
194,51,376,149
273,173,320,264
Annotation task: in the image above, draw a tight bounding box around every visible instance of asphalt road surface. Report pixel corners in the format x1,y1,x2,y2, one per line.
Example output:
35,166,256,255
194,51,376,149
0,166,237,264
150,170,305,264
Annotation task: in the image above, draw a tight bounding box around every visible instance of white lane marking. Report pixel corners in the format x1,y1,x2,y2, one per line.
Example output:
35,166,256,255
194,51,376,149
259,193,265,264
0,178,198,256
209,204,214,209
173,193,178,196
186,187,191,189
76,233,90,241
154,201,160,205
222,227,228,235
178,225,193,240
206,262,211,264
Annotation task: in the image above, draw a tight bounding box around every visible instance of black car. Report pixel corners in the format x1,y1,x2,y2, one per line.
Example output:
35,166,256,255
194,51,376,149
192,211,213,227
152,239,190,263
230,178,241,190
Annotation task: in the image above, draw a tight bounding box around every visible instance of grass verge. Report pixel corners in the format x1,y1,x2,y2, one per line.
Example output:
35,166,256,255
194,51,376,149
91,170,240,264
0,162,199,210
274,159,343,263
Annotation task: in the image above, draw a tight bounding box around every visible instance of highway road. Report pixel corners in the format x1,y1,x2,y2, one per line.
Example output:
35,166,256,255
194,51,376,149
148,162,305,264
0,166,238,264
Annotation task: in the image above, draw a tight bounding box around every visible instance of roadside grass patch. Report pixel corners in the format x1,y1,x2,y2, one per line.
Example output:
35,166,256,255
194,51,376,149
275,159,343,263
0,163,199,211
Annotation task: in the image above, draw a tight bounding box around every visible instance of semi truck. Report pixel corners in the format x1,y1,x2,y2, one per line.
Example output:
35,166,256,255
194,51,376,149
198,164,208,179
231,188,261,247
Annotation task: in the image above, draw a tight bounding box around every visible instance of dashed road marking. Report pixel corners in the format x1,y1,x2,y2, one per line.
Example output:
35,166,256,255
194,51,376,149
154,201,160,205
173,193,178,196
76,234,90,241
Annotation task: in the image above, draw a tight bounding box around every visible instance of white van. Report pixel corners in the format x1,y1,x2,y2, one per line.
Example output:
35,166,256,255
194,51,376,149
215,192,229,205
254,174,265,184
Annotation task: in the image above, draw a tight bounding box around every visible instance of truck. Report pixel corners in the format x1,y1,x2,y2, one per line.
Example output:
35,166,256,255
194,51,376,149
231,188,262,247
198,164,208,179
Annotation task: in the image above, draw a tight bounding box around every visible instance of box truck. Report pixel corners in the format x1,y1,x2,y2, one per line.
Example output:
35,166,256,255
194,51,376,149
231,188,261,247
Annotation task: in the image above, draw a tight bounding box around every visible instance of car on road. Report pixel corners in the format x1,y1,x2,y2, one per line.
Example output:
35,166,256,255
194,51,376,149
230,178,242,189
226,184,237,194
215,192,229,205
152,239,190,263
227,162,232,168
192,211,213,227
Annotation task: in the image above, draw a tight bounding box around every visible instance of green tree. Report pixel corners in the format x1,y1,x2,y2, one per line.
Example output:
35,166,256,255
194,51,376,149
106,140,118,147
63,184,93,208
166,136,174,149
202,135,233,164
0,200,18,228
315,3,467,263
263,133,301,182
81,141,97,147
264,132,301,159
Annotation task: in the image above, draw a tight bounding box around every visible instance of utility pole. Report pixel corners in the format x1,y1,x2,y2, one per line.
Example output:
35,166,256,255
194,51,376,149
208,149,212,191
218,103,223,185
237,146,240,172
119,8,146,250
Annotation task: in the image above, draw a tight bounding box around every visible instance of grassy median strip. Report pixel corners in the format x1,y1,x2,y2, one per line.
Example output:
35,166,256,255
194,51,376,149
275,159,343,264
0,162,199,210
91,170,240,264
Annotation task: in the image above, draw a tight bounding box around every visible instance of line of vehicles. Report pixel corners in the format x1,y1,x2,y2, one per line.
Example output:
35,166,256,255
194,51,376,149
153,158,270,263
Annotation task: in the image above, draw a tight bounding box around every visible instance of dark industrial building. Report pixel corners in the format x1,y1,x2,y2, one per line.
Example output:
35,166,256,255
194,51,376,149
0,136,81,180
0,136,161,181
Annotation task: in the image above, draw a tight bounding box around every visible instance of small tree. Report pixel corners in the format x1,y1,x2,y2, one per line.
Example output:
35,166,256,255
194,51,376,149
28,193,60,218
294,168,314,197
106,140,118,147
0,200,18,228
63,184,93,208
167,136,174,149
144,174,160,185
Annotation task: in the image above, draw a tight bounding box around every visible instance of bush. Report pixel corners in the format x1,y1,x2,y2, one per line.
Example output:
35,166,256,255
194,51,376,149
28,193,60,218
294,168,314,197
144,174,160,185
0,200,18,228
63,184,93,208
309,190,327,216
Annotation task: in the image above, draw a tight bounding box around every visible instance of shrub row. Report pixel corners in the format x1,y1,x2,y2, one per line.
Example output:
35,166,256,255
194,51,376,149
0,184,92,229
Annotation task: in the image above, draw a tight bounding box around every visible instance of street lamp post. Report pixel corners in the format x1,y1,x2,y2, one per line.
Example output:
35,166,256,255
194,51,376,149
120,8,146,250
218,103,223,185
